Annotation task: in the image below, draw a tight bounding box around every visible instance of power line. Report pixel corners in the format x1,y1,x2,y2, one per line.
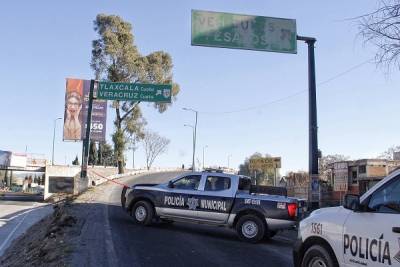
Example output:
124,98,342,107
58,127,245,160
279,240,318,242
196,58,373,115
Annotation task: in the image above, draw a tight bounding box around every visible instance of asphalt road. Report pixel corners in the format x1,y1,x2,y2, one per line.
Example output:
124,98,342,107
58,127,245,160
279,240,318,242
72,171,295,267
98,173,293,267
0,201,52,257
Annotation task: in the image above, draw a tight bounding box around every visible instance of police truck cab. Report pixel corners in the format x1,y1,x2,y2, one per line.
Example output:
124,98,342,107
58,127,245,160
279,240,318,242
294,169,400,267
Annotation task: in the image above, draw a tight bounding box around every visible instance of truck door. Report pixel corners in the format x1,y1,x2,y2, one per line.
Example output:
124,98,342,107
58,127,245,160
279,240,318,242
162,174,202,219
342,174,400,267
195,174,235,224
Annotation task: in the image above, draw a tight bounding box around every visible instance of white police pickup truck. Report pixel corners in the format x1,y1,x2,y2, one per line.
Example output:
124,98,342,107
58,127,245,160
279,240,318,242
293,169,400,267
121,170,304,243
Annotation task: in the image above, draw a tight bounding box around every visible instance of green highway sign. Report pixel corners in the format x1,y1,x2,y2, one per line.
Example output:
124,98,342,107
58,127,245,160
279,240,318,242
191,10,297,54
97,81,172,103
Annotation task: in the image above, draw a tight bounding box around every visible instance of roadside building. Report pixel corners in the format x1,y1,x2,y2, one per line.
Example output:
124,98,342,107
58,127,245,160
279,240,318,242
330,159,400,194
0,150,46,195
319,158,400,206
286,158,400,207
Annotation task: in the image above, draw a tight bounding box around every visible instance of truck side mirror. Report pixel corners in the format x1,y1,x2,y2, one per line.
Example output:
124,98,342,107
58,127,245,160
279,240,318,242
168,181,174,188
343,194,361,211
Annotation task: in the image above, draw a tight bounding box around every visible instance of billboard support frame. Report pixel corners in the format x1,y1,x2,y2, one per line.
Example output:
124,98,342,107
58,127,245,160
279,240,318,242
81,80,95,178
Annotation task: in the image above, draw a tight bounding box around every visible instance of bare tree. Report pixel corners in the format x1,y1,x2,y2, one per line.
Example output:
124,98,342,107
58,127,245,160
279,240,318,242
319,154,350,171
358,1,400,70
142,131,170,170
378,145,400,159
319,154,350,181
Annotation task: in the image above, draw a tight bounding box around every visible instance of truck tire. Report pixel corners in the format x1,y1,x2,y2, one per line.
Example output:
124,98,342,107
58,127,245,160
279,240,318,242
236,214,265,243
301,244,337,267
131,200,154,226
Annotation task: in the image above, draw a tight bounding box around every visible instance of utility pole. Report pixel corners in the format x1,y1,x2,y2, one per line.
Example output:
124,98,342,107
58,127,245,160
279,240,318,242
297,35,319,209
52,117,62,165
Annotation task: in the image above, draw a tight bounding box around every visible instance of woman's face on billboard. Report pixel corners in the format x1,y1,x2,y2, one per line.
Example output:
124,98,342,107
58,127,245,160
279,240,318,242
67,96,80,116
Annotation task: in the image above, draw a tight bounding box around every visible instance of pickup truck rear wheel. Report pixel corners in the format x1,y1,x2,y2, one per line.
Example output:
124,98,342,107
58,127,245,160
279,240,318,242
236,214,265,243
131,200,154,226
301,244,336,267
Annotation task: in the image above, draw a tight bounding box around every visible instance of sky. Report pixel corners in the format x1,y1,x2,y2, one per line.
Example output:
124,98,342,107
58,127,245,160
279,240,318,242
0,1,399,174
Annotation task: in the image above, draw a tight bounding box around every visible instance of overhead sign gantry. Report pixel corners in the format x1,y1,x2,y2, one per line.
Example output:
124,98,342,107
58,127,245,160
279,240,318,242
191,10,319,207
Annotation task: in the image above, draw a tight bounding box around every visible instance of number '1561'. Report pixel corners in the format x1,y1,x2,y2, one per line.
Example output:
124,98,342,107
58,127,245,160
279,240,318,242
311,223,322,235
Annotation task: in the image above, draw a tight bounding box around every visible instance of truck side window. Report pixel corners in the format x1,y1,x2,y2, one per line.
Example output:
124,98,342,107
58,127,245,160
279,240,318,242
205,176,231,191
368,175,400,214
172,175,201,190
238,178,251,191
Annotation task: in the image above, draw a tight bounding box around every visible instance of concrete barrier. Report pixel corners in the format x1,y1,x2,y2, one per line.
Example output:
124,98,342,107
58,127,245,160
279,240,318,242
44,165,82,200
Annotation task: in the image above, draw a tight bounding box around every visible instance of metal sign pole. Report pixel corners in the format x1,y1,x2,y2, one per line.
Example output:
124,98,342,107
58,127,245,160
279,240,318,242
297,35,319,209
81,79,95,178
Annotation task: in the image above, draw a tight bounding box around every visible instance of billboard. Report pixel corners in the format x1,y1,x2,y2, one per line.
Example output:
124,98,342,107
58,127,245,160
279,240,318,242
0,150,11,168
334,162,348,192
9,152,27,168
63,79,107,142
26,154,47,167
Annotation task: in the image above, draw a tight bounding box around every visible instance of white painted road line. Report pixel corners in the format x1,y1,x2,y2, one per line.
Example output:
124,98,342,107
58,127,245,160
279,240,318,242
0,203,36,253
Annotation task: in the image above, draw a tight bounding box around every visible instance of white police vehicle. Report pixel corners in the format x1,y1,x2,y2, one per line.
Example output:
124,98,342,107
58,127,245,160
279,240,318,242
294,169,400,267
121,170,304,243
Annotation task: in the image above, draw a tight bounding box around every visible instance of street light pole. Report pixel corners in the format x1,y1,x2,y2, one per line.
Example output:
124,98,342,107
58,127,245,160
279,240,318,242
129,145,136,170
194,112,198,169
52,117,62,165
129,136,136,170
228,154,232,169
202,145,208,170
183,108,198,171
132,147,135,170
297,35,319,208
184,124,195,171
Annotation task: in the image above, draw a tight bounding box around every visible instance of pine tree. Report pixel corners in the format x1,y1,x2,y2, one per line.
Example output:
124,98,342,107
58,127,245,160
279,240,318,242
91,14,180,173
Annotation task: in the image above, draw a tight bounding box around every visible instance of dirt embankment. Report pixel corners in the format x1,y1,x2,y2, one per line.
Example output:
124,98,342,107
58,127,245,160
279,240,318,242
0,199,80,267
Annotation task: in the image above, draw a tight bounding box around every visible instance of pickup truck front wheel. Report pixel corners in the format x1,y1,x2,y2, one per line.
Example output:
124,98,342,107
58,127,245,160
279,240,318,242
236,215,265,243
301,245,337,267
131,200,154,226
